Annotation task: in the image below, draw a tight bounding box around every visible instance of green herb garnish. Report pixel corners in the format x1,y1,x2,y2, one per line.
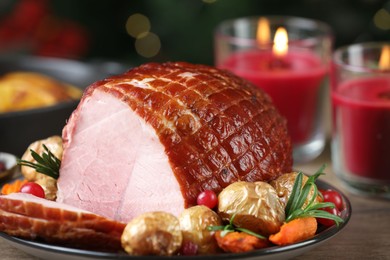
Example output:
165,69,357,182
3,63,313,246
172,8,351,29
208,165,344,239
284,164,344,225
207,213,266,239
17,144,61,179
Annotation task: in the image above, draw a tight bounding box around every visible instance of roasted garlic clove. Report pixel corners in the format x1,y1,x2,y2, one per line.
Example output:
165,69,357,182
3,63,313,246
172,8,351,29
218,181,285,236
179,205,222,255
121,211,182,256
270,172,321,208
21,135,62,200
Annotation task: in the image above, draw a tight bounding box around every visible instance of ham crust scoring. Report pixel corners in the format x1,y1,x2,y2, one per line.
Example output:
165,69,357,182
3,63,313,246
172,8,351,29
57,62,292,221
0,193,125,250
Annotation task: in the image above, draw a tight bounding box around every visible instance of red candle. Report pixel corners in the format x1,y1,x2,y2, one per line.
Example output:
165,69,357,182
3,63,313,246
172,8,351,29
218,50,327,144
332,77,390,180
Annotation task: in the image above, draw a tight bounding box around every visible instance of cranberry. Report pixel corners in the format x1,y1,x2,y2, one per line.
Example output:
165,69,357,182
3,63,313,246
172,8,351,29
180,241,198,256
196,190,218,209
20,182,45,198
321,189,344,211
317,207,341,227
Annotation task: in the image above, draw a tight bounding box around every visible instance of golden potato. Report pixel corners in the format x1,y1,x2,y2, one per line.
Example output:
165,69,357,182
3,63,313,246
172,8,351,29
121,211,182,256
270,172,321,209
179,205,222,255
218,181,285,236
21,136,62,200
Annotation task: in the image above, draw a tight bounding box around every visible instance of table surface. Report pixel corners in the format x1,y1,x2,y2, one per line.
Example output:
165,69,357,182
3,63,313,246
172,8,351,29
1,143,390,260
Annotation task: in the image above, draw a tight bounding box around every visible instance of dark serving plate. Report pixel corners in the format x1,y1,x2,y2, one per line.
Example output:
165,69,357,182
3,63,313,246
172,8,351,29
0,179,352,260
0,55,129,157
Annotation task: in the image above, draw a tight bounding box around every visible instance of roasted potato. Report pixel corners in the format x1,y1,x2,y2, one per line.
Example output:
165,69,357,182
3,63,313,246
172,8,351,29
121,211,182,256
218,181,285,236
270,172,321,208
20,136,62,200
179,205,222,255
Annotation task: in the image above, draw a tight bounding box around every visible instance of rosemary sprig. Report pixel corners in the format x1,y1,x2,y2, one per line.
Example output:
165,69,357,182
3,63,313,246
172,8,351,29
17,144,61,180
284,164,344,226
208,165,344,240
207,213,266,240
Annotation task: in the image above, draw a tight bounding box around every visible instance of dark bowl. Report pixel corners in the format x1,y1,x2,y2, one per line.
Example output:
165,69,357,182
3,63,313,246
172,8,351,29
0,55,129,157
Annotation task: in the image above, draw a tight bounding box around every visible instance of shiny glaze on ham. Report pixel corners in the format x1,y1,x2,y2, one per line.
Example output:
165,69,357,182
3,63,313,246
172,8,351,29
57,62,292,222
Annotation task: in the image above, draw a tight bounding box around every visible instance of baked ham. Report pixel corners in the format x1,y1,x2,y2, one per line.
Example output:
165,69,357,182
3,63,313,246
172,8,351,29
0,193,125,250
56,62,292,222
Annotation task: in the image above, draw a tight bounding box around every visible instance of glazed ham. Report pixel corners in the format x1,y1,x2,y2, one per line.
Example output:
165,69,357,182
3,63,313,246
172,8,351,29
0,193,125,250
57,62,292,222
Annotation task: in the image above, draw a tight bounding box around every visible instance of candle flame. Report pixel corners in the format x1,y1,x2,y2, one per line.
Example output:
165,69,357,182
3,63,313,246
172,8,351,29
256,18,270,45
273,27,288,57
379,45,390,70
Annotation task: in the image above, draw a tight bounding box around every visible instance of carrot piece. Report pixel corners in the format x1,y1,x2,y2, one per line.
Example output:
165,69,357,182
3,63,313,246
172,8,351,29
215,231,270,253
1,179,28,195
269,217,317,246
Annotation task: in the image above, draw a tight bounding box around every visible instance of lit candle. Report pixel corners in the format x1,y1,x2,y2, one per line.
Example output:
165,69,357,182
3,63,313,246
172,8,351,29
273,27,288,57
256,18,270,46
332,43,390,182
216,17,329,150
379,45,390,69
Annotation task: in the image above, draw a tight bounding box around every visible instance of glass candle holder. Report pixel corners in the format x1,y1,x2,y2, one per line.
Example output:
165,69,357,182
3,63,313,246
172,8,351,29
214,16,333,163
331,42,390,198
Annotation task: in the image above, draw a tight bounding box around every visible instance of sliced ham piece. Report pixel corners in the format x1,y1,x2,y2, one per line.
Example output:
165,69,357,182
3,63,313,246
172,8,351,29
0,193,125,251
57,62,292,222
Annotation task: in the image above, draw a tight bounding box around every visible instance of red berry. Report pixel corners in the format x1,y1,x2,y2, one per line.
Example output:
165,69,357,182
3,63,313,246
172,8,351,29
317,206,341,227
20,182,45,198
180,241,198,255
196,190,218,209
321,189,344,211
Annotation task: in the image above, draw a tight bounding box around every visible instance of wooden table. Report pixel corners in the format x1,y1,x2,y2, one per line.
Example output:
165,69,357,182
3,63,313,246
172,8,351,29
1,143,390,259
294,144,390,259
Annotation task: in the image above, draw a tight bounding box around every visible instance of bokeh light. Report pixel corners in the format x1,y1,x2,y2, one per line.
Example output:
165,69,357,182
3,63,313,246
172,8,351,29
374,8,390,30
126,13,161,58
126,13,151,38
135,32,161,58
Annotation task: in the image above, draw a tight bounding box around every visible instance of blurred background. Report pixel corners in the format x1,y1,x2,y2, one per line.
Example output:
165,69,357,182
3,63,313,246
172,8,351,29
0,0,389,66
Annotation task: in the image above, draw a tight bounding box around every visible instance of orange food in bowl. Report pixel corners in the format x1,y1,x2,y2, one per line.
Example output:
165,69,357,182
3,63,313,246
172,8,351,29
0,72,82,113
